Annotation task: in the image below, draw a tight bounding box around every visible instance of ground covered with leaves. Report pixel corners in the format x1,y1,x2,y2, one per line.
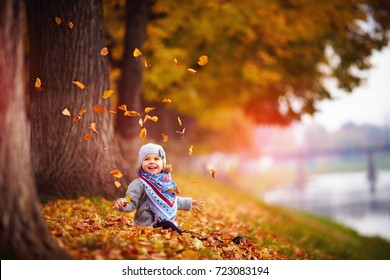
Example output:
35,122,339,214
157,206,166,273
41,173,390,260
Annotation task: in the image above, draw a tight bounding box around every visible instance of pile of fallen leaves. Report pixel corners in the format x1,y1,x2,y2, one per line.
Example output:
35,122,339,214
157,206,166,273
41,173,291,260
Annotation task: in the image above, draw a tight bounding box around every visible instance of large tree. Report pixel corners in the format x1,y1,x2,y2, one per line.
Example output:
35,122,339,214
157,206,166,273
26,0,129,200
0,0,67,259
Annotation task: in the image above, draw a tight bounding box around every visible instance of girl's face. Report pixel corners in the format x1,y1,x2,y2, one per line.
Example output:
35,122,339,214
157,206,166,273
141,153,163,174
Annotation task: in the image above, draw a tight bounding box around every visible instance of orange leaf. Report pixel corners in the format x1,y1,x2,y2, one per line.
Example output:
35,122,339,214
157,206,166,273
118,104,127,111
78,108,87,116
34,77,42,91
188,145,193,156
210,168,216,179
145,115,158,122
68,21,74,29
197,55,208,66
62,108,71,117
54,16,62,25
93,105,106,114
72,80,85,90
102,89,114,99
83,133,92,141
114,181,121,188
162,98,172,103
109,110,117,114
139,127,147,139
89,123,99,135
124,110,141,117
187,68,197,74
100,47,109,56
110,169,123,178
161,133,168,142
144,107,155,113
133,47,142,57
73,115,81,122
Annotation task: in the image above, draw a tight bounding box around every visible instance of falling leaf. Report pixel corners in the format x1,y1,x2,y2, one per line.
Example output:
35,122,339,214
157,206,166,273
102,89,114,99
144,107,155,113
139,128,147,139
177,116,182,126
144,61,151,68
89,123,99,135
72,80,85,90
78,108,87,116
187,68,197,74
145,115,158,122
73,115,81,122
197,55,208,66
124,110,140,117
118,104,127,111
109,110,117,114
114,181,121,188
93,105,106,114
210,168,216,179
34,77,42,91
100,47,109,56
110,169,123,178
83,133,92,141
55,17,62,25
161,133,168,142
133,47,142,57
162,98,172,103
173,58,180,65
176,128,186,135
68,21,74,29
138,118,144,127
188,145,193,156
62,108,71,117
125,194,131,202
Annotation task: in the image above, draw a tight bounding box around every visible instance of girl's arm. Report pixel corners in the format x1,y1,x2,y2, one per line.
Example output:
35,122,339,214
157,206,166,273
177,197,205,212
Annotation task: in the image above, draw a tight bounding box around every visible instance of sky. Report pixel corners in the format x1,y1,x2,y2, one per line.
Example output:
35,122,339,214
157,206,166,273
302,46,390,132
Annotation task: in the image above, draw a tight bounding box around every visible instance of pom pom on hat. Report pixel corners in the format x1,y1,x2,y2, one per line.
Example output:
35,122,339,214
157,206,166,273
138,143,166,168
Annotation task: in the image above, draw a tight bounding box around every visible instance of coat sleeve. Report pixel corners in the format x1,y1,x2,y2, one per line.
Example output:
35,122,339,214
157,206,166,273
115,179,144,212
177,196,192,211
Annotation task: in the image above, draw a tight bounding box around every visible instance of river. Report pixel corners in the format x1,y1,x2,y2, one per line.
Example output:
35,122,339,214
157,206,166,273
263,170,390,241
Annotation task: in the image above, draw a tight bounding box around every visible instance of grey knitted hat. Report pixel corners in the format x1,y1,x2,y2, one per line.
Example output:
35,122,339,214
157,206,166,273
138,143,167,168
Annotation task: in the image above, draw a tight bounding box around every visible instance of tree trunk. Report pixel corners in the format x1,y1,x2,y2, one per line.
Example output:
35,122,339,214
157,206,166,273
116,0,149,140
0,0,67,259
26,0,129,200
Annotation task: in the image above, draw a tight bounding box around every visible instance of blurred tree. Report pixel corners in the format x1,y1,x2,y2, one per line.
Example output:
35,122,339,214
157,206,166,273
0,0,67,259
26,0,129,200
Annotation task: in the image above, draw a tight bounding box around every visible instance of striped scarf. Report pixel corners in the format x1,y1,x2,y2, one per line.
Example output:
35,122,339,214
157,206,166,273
137,169,178,223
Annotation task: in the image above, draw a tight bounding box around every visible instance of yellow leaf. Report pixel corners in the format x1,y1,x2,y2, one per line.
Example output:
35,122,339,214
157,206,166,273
126,194,131,202
139,127,147,139
35,77,42,91
118,104,127,111
173,58,180,65
109,110,117,114
62,108,71,117
100,47,109,56
162,98,172,103
102,89,114,99
83,133,92,141
197,55,208,66
110,169,123,178
133,47,142,57
138,118,144,127
68,21,74,29
146,115,158,122
176,127,186,135
78,108,87,116
161,133,168,142
188,145,193,156
93,105,106,114
187,68,197,74
124,110,140,117
89,123,99,135
144,107,155,113
144,60,151,68
72,80,85,90
177,116,182,126
54,17,62,25
114,181,121,188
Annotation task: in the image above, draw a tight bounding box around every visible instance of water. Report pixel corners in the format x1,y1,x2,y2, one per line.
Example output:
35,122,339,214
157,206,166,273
264,170,390,241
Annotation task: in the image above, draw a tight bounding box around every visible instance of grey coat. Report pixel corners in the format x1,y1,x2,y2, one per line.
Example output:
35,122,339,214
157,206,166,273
116,178,192,226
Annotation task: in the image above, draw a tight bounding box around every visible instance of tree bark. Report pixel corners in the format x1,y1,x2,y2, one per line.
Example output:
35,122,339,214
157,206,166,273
0,0,67,259
116,0,149,140
26,0,129,200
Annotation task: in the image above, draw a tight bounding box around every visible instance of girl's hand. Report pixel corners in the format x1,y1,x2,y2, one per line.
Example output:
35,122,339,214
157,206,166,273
113,198,128,210
191,199,205,213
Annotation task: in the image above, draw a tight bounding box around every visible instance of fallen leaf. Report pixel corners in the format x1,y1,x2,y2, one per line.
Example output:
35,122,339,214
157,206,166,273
100,47,109,56
55,17,62,25
89,123,99,135
197,55,208,66
83,133,92,141
133,47,142,57
62,108,71,117
93,105,106,114
110,169,123,178
139,128,147,139
162,98,172,103
72,80,85,90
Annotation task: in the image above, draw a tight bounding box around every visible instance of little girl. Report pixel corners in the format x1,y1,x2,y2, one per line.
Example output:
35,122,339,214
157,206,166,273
113,143,204,233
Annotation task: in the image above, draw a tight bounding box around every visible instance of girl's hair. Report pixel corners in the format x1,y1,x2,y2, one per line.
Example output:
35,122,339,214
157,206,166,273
162,163,173,173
